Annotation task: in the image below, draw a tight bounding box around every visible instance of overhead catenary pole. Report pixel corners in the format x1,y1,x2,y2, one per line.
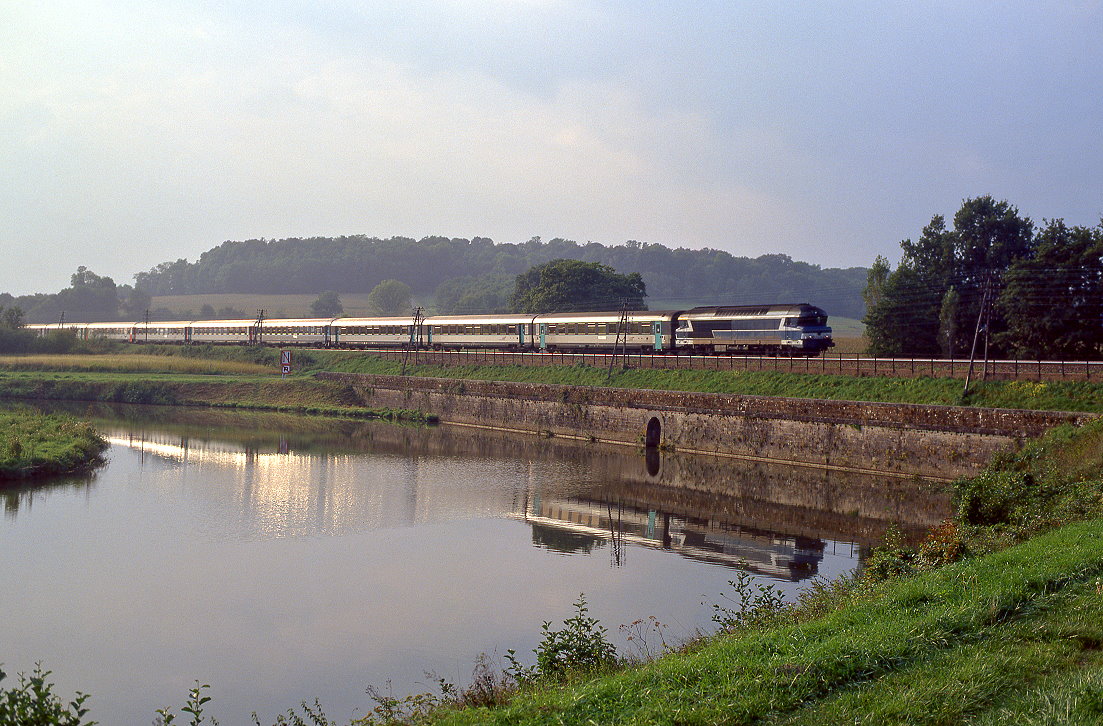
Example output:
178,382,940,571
962,271,992,397
607,298,631,381
401,306,423,376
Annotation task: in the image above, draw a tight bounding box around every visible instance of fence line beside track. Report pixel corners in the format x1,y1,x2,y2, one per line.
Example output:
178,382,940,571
344,348,1103,383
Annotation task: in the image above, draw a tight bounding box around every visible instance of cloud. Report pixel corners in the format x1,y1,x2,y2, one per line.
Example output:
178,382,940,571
3,1,1102,294
1,6,803,293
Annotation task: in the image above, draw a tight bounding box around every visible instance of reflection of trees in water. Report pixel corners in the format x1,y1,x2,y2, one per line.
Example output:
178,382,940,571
531,522,606,554
2,475,96,519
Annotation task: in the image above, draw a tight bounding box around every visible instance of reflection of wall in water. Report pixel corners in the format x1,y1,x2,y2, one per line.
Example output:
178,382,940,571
106,432,526,539
515,495,832,581
102,410,944,550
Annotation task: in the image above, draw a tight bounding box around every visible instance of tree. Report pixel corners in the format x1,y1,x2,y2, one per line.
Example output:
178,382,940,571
0,305,24,329
997,220,1103,360
950,197,1034,356
863,198,1034,358
434,274,513,314
310,290,344,317
120,285,152,318
937,287,960,359
510,259,646,314
367,279,412,315
862,256,891,315
129,234,869,318
863,218,955,357
54,266,119,322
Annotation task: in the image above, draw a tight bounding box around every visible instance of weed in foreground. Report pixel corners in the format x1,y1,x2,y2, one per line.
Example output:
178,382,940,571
619,616,673,662
708,567,789,633
0,663,94,726
505,593,618,686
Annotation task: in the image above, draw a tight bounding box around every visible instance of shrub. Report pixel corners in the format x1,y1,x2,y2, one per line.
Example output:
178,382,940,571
505,594,617,684
0,664,94,726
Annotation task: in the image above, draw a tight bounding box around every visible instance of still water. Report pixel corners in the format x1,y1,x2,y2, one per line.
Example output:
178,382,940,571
1,403,948,724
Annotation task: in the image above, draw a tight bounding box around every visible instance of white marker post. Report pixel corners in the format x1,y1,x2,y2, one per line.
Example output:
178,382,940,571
280,350,292,378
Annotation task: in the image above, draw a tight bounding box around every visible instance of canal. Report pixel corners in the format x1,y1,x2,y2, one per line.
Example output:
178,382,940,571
0,402,948,724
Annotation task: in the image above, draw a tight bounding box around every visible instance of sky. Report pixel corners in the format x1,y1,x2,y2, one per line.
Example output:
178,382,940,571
2,0,1101,295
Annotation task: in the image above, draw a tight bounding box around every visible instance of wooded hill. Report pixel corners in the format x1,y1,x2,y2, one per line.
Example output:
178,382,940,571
134,236,868,318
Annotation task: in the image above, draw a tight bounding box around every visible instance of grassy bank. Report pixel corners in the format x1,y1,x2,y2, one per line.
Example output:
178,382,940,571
5,347,1102,413
426,522,1103,725
0,410,107,479
0,370,435,423
297,352,1103,414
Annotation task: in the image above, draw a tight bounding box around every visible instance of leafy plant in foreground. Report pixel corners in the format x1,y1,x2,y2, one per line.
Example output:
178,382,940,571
0,664,94,726
709,567,789,633
154,681,215,726
505,594,617,685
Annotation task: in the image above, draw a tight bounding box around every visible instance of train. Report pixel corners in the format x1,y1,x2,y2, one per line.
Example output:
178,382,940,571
24,303,835,356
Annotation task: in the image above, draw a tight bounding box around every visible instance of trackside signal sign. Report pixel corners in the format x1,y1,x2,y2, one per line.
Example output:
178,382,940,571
280,350,292,376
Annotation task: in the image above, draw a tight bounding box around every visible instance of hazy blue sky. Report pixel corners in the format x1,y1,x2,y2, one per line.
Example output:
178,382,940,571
2,1,1101,295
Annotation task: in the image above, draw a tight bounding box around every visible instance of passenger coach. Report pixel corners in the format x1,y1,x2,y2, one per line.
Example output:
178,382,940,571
533,311,676,352
20,302,834,356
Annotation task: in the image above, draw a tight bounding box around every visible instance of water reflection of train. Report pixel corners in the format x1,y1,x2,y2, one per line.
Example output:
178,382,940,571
513,493,829,581
103,427,851,579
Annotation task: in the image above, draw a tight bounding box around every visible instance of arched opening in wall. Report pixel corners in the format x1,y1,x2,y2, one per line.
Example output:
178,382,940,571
645,417,661,448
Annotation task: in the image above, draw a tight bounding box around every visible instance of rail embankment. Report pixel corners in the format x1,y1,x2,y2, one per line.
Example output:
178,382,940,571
357,347,1103,382
319,371,1095,480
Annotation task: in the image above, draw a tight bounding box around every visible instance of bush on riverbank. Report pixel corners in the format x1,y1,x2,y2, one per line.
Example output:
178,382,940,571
0,410,107,479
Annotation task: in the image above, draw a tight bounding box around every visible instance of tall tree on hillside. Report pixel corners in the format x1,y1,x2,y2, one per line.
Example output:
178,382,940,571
53,266,119,322
0,306,24,329
511,259,646,313
367,280,412,315
120,285,152,318
310,291,344,317
997,220,1103,360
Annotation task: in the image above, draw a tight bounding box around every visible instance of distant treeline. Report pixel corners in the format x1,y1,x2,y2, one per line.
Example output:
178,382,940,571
133,236,868,318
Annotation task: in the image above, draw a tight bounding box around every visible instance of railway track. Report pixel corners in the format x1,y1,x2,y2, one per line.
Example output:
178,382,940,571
332,348,1103,383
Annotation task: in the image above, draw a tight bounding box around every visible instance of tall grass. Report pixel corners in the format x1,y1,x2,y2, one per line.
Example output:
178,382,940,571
0,354,272,376
0,410,107,479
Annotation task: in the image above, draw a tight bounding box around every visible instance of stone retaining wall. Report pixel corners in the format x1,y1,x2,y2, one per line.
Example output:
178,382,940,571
319,372,1095,480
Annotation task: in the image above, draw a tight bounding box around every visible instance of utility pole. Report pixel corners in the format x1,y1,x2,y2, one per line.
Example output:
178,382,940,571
962,271,992,397
144,308,150,344
255,309,266,346
607,299,631,382
401,306,424,376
